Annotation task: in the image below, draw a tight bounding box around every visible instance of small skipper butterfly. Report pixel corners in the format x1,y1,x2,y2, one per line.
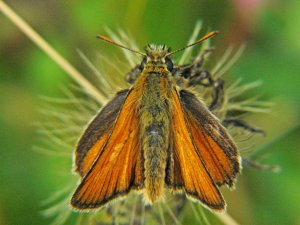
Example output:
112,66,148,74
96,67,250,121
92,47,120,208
71,31,240,211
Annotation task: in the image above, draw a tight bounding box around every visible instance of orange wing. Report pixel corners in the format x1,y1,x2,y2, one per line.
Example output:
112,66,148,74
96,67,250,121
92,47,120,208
168,89,225,210
71,89,144,209
75,89,129,177
179,90,240,187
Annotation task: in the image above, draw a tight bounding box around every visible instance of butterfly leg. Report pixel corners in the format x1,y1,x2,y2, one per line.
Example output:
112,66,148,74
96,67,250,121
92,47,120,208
207,78,224,110
223,118,265,135
176,49,225,110
177,49,214,80
185,68,225,111
242,158,280,171
222,119,278,172
126,65,142,84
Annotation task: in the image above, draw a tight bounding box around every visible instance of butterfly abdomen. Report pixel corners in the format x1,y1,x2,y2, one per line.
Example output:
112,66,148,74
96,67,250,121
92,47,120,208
137,72,172,204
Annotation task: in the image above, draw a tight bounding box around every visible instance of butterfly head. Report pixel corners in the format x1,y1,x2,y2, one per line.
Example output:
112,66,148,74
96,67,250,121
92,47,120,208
142,44,174,72
97,31,219,75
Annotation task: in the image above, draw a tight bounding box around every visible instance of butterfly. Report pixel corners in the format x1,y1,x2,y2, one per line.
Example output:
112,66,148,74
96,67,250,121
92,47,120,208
71,31,240,211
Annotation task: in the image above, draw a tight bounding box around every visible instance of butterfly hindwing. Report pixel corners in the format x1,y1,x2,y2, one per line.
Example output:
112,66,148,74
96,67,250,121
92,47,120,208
71,88,144,209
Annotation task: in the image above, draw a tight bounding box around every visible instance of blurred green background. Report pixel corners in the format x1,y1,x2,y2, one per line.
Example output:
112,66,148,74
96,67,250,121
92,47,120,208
0,0,299,225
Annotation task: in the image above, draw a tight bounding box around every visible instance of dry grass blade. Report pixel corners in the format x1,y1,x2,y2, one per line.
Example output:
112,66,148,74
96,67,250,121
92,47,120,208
215,212,240,225
179,21,202,64
0,1,107,104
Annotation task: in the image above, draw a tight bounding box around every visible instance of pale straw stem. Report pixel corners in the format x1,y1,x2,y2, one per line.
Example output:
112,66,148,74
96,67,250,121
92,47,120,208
0,1,107,104
215,212,240,225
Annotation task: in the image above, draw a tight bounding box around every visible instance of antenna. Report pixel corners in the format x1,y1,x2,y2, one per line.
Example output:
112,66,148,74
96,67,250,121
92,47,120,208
97,35,146,57
166,31,219,57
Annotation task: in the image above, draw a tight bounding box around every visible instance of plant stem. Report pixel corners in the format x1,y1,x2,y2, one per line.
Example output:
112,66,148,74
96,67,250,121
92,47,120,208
0,1,107,104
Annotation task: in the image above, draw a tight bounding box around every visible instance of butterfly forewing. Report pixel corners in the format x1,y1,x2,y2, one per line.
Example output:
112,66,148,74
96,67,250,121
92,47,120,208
169,89,226,210
179,90,240,187
75,90,129,177
71,89,144,209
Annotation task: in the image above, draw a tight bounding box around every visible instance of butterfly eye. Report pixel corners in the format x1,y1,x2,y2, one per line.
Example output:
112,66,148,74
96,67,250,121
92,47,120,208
139,57,147,71
165,57,173,72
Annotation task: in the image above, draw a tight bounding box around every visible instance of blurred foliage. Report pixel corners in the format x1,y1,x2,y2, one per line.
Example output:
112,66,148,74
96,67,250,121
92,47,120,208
0,0,299,225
